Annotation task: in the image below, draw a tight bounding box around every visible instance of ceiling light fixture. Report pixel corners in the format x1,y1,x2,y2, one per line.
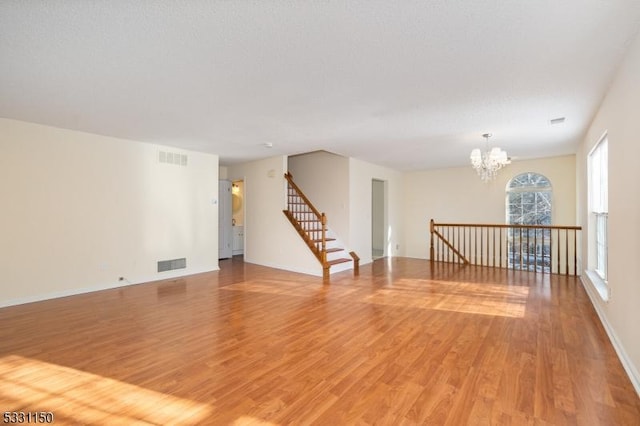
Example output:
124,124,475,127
470,133,510,182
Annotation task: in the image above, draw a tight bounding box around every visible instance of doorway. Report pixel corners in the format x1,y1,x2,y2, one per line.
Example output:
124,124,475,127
372,179,386,260
231,180,244,256
218,180,232,259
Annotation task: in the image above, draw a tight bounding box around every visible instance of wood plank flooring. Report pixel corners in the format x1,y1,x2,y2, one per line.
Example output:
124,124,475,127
0,257,638,425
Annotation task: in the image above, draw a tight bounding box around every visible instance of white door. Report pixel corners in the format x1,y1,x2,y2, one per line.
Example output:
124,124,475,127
218,180,233,259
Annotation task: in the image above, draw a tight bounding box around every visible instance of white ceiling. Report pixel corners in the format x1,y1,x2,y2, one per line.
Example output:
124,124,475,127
1,1,639,171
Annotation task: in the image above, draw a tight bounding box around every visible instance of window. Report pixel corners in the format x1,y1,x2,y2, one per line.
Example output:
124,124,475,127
589,135,608,282
506,172,552,225
506,172,552,271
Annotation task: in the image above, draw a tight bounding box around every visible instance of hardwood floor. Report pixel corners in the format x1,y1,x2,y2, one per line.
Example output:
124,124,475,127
1,257,638,425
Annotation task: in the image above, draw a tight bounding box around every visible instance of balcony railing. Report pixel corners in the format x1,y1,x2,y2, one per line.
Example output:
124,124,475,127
429,220,582,276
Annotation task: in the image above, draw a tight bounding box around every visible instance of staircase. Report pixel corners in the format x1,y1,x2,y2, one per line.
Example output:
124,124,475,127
283,172,359,280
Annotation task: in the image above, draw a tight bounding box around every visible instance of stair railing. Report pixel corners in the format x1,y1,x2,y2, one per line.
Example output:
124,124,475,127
430,219,582,276
284,172,359,279
283,172,325,262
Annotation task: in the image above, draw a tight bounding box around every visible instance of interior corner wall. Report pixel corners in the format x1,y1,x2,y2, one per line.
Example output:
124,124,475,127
577,31,640,393
348,158,404,265
219,166,229,180
0,119,219,307
403,155,576,259
227,156,321,276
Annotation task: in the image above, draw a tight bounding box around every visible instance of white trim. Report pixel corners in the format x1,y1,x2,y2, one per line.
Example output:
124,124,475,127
244,260,322,277
587,130,609,157
584,269,610,301
0,267,220,309
358,257,374,266
580,275,640,397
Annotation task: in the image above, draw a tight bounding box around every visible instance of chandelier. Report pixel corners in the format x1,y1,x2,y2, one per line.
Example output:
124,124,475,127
470,133,510,182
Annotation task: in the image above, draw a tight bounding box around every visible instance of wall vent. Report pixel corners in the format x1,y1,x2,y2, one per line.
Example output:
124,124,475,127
157,258,187,272
158,150,188,166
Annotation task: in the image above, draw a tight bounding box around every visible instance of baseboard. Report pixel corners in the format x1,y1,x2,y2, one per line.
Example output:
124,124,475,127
580,276,640,397
243,259,322,277
0,266,220,309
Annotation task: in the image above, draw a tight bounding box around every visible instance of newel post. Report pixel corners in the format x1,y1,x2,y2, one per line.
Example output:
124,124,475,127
321,213,327,263
349,251,360,276
321,213,328,283
429,219,435,264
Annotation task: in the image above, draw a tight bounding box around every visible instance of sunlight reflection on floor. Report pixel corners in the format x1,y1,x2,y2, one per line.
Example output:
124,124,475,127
0,355,211,425
364,278,529,318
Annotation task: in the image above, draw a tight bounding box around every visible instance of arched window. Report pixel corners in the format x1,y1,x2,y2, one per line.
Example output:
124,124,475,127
506,172,552,225
506,172,552,272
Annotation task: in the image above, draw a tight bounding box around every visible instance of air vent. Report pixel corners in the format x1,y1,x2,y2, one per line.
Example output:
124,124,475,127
157,258,187,272
550,117,566,125
158,150,188,166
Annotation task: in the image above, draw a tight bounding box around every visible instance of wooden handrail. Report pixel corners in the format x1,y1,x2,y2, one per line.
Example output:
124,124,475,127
284,172,323,220
430,219,582,276
433,222,582,230
283,172,327,265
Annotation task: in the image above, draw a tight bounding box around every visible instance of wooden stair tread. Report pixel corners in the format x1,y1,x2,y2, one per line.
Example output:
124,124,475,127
325,248,344,253
312,238,336,243
327,258,352,266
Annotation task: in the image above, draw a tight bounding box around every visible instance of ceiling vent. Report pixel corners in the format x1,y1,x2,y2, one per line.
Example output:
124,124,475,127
549,117,566,125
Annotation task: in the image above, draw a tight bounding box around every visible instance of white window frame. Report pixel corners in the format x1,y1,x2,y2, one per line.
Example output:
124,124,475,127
587,133,609,301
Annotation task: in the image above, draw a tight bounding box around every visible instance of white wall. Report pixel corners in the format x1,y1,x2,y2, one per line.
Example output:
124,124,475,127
227,156,321,276
349,158,404,265
403,155,577,259
577,32,640,393
0,119,219,306
288,151,350,241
